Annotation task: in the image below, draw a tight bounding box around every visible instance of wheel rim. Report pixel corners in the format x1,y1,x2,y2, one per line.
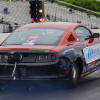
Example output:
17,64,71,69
72,66,76,79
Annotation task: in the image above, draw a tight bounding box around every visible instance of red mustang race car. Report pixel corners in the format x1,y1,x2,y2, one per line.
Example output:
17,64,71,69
0,22,100,87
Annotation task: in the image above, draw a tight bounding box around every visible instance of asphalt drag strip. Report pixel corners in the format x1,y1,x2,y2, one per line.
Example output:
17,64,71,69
0,70,100,100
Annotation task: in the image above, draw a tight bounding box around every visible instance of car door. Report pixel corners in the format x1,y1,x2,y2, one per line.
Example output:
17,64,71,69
74,26,100,64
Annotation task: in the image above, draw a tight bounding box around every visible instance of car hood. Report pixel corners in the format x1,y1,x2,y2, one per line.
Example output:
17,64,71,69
0,45,56,51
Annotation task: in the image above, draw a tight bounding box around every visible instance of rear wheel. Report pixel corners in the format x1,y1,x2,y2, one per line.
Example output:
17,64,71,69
69,61,79,88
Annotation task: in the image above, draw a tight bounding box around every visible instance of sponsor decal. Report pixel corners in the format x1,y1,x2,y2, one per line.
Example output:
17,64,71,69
81,75,83,78
90,67,93,70
87,69,90,71
27,39,35,43
96,62,99,66
44,51,49,52
94,68,97,71
77,34,81,37
21,43,35,45
62,51,66,55
75,29,83,37
33,34,39,35
29,36,39,39
15,28,28,32
75,30,80,34
83,66,87,73
83,43,100,64
81,64,100,78
83,66,85,71
82,61,100,75
87,71,90,75
84,74,86,76
62,48,74,55
82,61,100,74
90,61,96,65
85,66,87,70
77,38,79,41
88,49,91,59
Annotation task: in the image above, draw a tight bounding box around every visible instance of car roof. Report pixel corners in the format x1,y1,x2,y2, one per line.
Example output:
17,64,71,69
19,22,78,30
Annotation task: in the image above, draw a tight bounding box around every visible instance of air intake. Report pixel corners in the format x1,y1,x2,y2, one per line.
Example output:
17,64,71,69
67,34,75,42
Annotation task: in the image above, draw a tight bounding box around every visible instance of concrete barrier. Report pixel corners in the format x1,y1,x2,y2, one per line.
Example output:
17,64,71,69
90,29,100,33
0,33,11,44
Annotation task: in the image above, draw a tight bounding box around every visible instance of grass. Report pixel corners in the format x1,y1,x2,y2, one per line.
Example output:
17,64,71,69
61,0,73,3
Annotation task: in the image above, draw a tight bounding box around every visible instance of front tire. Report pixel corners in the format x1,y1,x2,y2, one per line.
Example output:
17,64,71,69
69,61,79,88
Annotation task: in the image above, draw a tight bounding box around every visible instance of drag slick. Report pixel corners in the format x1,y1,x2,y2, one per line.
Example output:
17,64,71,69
0,22,100,88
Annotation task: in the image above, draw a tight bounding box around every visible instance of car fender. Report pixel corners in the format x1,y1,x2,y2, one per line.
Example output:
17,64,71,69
59,46,85,70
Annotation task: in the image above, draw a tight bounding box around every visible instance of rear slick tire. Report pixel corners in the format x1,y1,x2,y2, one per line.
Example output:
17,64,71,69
69,61,79,88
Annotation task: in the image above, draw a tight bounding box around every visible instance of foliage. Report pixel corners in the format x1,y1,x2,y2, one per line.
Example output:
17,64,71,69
54,0,100,17
61,0,100,12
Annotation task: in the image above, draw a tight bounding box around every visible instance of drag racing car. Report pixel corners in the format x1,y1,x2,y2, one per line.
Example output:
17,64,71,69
0,22,100,88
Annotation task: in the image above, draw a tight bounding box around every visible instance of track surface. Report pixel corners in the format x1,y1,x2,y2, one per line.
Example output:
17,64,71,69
0,70,100,100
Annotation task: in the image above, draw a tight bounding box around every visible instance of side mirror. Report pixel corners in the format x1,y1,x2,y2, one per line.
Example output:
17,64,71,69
93,33,100,38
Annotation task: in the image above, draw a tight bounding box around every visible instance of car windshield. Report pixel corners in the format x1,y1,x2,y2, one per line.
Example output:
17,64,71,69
2,28,66,46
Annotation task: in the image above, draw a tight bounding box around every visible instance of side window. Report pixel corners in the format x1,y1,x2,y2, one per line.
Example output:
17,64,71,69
74,27,92,42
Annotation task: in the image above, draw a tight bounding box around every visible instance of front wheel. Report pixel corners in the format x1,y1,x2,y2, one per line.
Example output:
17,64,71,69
69,61,79,88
